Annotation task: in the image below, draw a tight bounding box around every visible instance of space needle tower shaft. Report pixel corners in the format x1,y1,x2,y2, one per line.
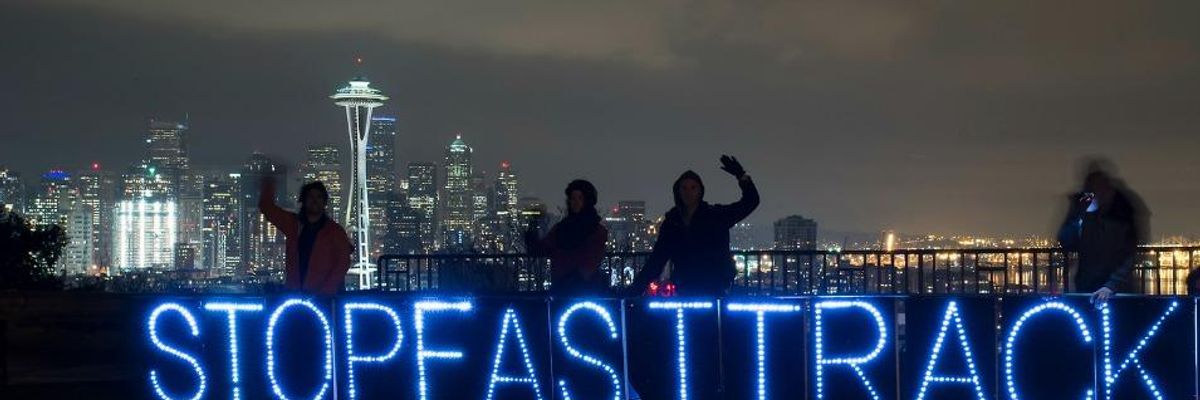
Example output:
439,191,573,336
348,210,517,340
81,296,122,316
330,70,388,290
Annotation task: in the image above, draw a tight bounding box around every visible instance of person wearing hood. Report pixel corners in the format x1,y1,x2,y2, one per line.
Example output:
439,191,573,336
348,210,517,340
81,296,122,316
1057,160,1148,305
525,179,610,295
628,155,759,296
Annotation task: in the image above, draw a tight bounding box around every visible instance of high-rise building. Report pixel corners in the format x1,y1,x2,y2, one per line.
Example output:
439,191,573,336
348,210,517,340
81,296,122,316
241,153,288,282
62,205,94,275
774,215,818,251
493,161,519,215
27,170,77,228
201,172,242,276
300,144,343,224
0,168,24,214
367,117,397,196
145,119,190,189
442,135,474,250
332,76,388,289
175,172,205,271
367,116,398,260
77,163,117,271
488,162,520,252
406,162,438,253
121,163,174,200
471,171,489,224
112,199,177,271
383,192,422,255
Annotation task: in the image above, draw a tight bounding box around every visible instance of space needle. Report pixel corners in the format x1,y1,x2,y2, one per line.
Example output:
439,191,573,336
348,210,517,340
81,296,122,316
331,59,388,290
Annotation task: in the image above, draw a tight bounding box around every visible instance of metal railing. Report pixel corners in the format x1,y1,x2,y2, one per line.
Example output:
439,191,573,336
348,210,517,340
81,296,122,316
376,246,1200,296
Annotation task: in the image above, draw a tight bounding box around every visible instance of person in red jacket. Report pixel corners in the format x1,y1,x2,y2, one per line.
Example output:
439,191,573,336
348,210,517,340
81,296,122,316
259,178,353,295
525,179,610,296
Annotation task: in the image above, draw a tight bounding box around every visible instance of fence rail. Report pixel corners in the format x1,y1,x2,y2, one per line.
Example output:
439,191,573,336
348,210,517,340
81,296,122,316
376,246,1200,296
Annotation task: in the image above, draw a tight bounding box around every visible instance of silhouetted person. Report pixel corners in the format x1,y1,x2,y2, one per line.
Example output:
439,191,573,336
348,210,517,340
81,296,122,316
525,179,609,295
259,179,353,295
1057,161,1148,305
629,155,759,296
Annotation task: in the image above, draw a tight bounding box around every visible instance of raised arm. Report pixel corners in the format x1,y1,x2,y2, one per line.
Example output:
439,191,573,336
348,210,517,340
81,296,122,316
716,155,760,228
258,178,297,236
719,175,760,228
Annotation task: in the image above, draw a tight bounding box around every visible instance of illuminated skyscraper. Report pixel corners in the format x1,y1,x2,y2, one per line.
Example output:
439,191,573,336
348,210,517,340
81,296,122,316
367,117,397,196
406,162,438,252
121,163,173,200
112,198,176,271
494,161,519,216
442,135,473,249
201,172,241,276
28,170,77,228
300,144,343,223
145,119,190,194
383,192,421,255
471,171,489,223
241,153,288,282
175,173,204,271
367,116,397,259
77,163,116,271
331,75,388,289
63,205,94,275
490,162,521,252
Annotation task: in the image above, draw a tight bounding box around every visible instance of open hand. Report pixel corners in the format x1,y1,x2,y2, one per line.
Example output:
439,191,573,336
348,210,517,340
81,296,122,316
719,155,746,178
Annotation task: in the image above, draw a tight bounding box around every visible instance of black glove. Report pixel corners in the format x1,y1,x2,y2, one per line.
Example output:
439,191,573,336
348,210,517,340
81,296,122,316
719,155,746,178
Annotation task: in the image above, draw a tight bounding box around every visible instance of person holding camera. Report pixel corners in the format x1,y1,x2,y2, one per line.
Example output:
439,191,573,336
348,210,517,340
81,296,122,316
1057,162,1148,305
524,179,610,296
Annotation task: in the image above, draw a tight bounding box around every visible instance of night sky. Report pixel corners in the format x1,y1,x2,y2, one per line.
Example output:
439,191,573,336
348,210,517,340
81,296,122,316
2,1,1199,239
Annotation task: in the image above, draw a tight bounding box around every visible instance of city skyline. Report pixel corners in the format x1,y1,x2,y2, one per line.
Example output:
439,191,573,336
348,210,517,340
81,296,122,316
3,1,1200,239
3,122,1198,244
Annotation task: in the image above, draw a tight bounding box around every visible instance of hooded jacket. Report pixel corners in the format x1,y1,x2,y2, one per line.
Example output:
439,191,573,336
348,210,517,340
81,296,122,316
1057,188,1145,293
630,171,759,296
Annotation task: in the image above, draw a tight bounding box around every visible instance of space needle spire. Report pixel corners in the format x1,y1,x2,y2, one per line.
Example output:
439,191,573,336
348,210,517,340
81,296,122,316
331,57,388,290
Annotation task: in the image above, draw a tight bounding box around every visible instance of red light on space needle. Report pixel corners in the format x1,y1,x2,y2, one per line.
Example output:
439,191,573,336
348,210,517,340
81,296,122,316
91,162,100,171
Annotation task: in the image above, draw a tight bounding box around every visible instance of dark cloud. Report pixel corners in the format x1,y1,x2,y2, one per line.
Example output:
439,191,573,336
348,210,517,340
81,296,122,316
2,0,1199,239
